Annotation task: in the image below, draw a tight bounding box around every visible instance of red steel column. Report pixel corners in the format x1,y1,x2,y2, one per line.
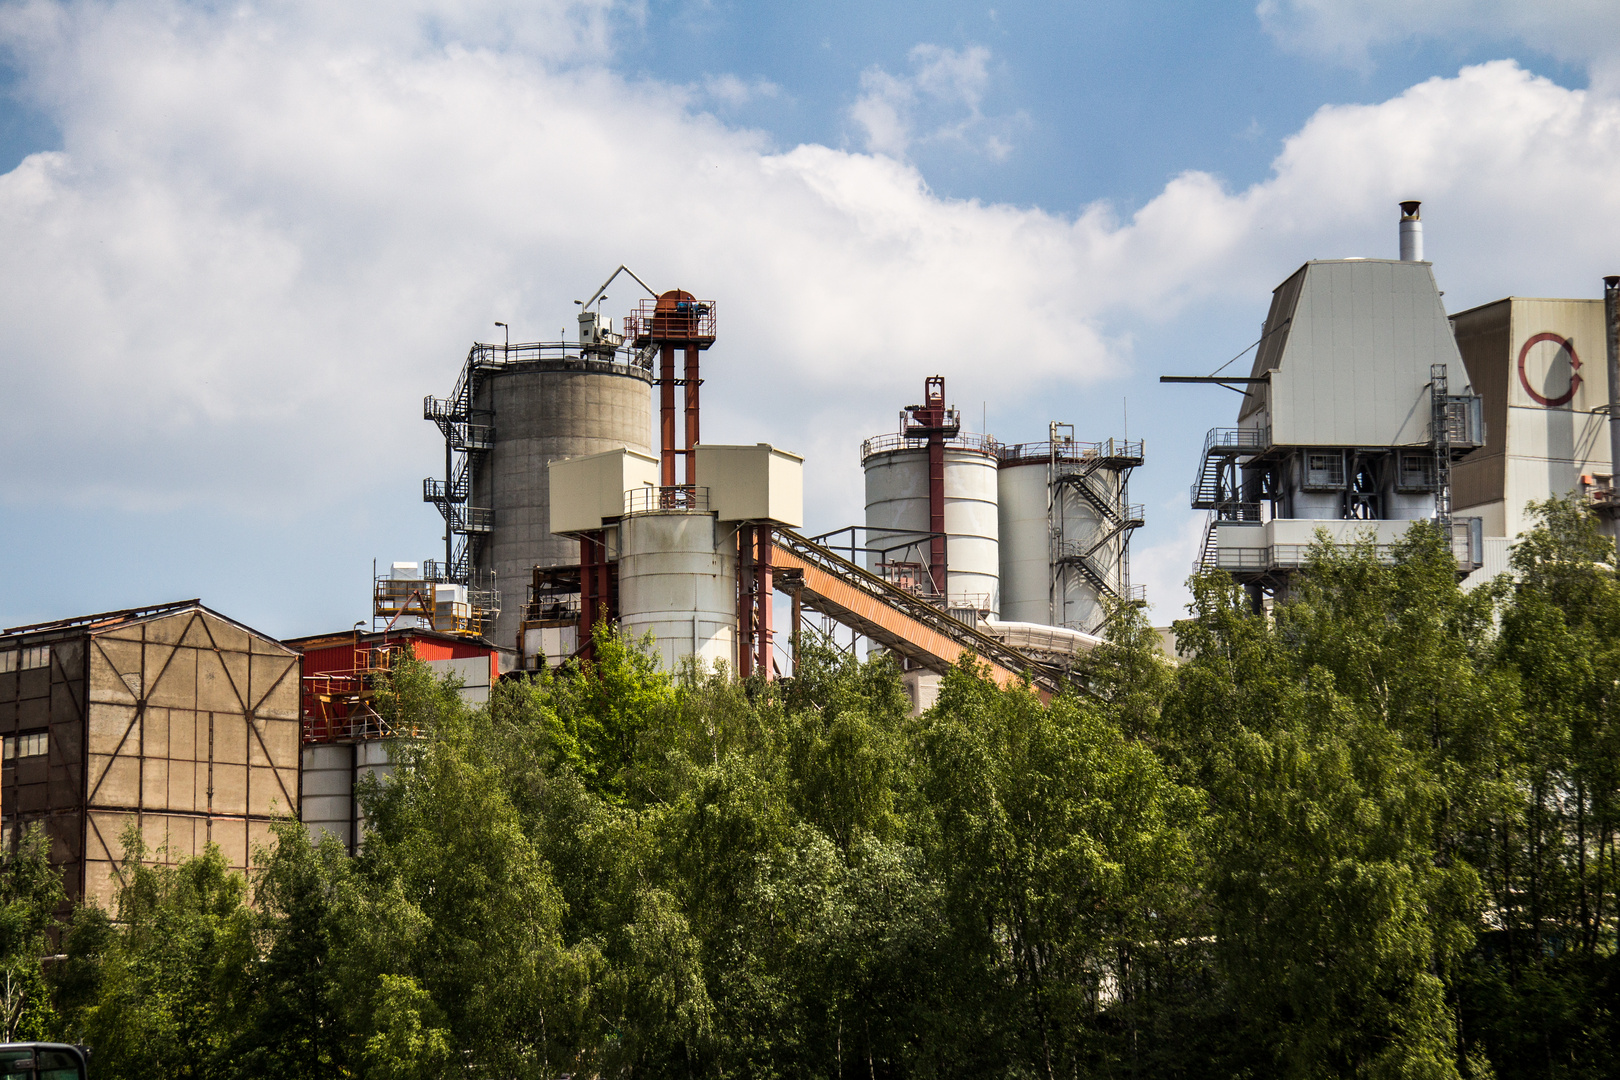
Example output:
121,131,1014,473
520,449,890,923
755,525,773,679
928,432,946,598
659,344,678,487
736,525,755,678
684,344,701,487
578,533,598,660
596,537,613,639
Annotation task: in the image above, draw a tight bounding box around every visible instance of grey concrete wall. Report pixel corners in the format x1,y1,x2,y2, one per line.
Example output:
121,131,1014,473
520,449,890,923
472,361,653,649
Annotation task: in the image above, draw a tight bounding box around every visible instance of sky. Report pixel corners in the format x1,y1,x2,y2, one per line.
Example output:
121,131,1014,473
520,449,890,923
2,0,1620,639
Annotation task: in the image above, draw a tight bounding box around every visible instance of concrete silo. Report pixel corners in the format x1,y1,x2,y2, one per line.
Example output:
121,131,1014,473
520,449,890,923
424,305,655,651
861,376,1001,619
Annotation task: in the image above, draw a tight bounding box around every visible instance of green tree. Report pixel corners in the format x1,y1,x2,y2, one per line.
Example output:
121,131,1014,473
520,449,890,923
0,824,66,1041
55,828,248,1078
1166,526,1493,1079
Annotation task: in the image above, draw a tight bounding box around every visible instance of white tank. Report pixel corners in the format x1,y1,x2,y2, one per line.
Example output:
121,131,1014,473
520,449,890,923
299,740,395,854
863,444,1000,615
997,461,1050,623
1052,461,1128,632
618,511,737,672
996,441,1137,633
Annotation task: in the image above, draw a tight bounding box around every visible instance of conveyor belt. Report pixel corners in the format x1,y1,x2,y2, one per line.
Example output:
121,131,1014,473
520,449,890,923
770,529,1080,698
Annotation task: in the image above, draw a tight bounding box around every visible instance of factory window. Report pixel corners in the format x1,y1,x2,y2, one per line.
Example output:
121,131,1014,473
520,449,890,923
1,645,51,673
2,731,47,761
1399,453,1436,491
1304,452,1345,489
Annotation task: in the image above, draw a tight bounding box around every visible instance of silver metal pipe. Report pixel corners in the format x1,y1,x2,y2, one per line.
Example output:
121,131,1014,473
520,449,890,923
1399,201,1423,261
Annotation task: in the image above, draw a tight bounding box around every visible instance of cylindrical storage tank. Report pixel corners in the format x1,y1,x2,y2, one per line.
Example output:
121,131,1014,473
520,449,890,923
617,511,737,673
997,460,1050,623
473,358,654,648
862,442,1000,616
1051,465,1124,633
300,744,355,851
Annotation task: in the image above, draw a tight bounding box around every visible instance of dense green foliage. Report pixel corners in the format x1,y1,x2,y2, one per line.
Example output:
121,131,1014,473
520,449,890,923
4,497,1619,1077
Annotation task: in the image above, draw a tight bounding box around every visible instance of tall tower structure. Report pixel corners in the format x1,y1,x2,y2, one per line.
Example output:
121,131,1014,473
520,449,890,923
423,315,655,650
626,291,716,493
997,426,1143,633
1174,203,1486,607
861,376,1001,619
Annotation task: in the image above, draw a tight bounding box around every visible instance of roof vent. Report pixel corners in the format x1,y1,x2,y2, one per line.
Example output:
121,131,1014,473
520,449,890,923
1399,201,1423,262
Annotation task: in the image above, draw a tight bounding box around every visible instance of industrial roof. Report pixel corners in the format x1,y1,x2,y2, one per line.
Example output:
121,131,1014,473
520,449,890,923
1,599,290,651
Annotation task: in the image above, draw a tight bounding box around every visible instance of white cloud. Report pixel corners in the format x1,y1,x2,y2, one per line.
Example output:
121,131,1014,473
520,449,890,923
1257,0,1620,89
0,1,1618,624
848,43,1021,160
700,73,781,109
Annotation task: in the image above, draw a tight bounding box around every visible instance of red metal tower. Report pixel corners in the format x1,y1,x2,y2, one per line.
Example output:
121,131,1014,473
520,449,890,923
628,291,717,491
902,376,959,598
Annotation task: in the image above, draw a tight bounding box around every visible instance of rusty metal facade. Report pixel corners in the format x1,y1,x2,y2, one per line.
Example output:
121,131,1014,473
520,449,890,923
0,602,300,910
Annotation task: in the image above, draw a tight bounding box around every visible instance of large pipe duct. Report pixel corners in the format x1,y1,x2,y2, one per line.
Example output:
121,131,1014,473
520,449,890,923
1399,201,1424,261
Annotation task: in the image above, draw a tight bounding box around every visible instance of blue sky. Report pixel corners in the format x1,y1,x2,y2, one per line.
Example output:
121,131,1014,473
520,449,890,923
1,0,1618,638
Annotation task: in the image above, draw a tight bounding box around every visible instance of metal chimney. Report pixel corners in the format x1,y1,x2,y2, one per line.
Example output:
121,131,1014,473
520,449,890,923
1399,201,1423,261
1606,275,1620,495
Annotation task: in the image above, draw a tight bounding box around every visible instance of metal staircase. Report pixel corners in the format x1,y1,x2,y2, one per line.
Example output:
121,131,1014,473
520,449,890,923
422,345,505,608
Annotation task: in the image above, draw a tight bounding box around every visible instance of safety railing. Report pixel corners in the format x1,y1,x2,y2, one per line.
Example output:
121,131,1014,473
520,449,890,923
859,430,1002,462
624,485,711,515
451,506,494,534
999,438,1144,468
1202,426,1270,455
624,298,717,345
1214,544,1401,572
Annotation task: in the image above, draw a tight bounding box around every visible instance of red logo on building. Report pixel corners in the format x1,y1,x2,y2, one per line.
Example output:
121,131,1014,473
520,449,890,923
1517,332,1582,407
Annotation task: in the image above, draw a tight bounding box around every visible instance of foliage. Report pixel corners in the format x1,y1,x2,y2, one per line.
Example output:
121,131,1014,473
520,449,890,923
16,496,1620,1077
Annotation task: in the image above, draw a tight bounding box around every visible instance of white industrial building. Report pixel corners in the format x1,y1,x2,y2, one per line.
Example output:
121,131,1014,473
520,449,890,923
1451,286,1620,578
1177,203,1487,605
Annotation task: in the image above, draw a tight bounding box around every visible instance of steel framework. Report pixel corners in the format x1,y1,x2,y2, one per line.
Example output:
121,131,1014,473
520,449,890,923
1039,427,1145,633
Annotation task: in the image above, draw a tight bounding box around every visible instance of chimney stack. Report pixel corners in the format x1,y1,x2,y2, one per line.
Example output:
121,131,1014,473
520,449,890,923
1399,201,1423,261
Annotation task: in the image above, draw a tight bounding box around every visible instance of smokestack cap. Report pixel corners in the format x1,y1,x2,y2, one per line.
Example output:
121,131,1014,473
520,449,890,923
1605,275,1620,290
1400,200,1421,221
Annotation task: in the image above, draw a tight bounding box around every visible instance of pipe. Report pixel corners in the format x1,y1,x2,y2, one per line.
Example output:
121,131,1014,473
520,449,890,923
1607,275,1620,503
659,345,677,487
684,344,700,486
1399,201,1423,261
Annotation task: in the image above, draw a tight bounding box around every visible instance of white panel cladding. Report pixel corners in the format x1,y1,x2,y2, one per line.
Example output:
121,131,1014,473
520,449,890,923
997,462,1049,623
695,443,806,525
521,625,578,670
425,656,493,703
863,447,1000,614
300,743,354,849
618,511,738,673
300,740,401,853
1265,259,1465,448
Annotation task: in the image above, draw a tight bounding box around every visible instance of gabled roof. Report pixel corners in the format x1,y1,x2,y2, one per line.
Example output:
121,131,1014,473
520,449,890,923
1,599,288,652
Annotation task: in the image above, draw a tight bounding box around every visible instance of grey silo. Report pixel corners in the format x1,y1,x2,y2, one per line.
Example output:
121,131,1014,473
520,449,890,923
471,356,654,649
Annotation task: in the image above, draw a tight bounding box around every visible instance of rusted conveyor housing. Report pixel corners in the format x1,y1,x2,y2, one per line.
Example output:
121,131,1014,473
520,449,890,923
770,529,1083,698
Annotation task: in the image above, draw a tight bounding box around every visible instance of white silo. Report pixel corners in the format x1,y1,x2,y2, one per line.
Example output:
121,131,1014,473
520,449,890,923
995,426,1144,634
861,376,1000,617
996,456,1050,623
617,507,738,672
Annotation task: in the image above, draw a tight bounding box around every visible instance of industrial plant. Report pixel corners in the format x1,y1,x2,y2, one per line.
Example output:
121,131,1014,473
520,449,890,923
2,203,1618,902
